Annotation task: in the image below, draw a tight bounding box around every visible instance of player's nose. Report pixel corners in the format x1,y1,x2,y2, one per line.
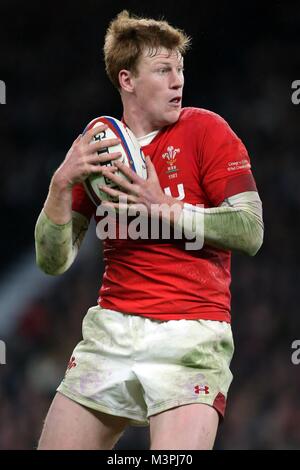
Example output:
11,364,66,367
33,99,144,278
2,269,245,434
169,69,184,89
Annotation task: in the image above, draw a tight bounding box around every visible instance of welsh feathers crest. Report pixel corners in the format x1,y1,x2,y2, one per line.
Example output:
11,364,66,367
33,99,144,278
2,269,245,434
162,146,180,164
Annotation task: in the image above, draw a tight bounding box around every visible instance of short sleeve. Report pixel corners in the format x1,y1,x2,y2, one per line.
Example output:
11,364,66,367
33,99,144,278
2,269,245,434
72,183,95,220
200,114,257,206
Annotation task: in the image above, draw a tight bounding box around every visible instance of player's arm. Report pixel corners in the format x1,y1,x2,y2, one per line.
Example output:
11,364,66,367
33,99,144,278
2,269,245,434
35,125,121,275
99,157,263,256
177,190,263,256
35,208,89,276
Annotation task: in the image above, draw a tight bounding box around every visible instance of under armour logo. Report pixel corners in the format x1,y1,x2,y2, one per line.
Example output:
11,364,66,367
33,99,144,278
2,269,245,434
194,384,209,395
66,355,77,372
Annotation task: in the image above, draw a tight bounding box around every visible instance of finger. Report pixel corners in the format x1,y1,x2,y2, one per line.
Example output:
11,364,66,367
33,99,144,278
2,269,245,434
87,137,121,154
88,164,118,174
98,184,137,203
114,160,143,183
101,169,137,194
87,151,122,164
82,123,108,144
101,201,115,209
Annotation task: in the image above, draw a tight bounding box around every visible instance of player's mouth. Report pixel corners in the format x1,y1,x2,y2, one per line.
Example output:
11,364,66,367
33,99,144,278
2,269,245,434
169,96,182,107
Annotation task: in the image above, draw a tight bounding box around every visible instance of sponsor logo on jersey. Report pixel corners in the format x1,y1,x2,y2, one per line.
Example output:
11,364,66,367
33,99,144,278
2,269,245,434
227,159,250,172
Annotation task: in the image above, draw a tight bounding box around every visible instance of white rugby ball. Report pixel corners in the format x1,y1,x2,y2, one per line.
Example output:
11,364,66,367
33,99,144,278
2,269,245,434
83,116,147,205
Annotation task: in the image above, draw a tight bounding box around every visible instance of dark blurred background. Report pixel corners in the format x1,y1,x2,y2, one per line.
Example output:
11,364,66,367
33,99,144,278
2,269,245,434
0,0,299,449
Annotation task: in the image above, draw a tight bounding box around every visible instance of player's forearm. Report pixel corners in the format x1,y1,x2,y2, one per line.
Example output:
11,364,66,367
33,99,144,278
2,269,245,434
35,209,74,275
43,174,73,225
35,175,73,275
204,202,263,256
175,192,264,255
35,206,89,276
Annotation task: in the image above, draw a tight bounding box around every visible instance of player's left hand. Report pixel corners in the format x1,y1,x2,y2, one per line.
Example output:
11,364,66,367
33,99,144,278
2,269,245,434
99,156,174,214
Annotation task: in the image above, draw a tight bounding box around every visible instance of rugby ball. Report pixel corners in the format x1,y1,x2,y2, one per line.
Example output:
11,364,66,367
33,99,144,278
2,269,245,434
83,116,147,205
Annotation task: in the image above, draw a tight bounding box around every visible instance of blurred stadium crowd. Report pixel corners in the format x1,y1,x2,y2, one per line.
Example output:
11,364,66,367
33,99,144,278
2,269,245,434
0,1,299,449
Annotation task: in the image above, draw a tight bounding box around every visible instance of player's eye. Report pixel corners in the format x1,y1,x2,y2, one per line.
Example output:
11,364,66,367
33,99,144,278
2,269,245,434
158,67,170,74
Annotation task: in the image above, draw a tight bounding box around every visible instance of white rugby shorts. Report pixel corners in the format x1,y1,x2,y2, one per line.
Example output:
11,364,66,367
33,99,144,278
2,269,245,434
57,306,234,425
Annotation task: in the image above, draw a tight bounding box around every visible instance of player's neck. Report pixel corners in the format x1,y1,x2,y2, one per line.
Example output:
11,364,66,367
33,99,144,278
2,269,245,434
122,104,161,138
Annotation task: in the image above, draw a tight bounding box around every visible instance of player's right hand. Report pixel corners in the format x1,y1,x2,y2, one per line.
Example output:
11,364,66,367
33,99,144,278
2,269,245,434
52,124,122,190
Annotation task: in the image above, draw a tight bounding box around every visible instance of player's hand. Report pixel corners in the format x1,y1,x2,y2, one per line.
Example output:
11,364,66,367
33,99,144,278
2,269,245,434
52,124,121,190
99,156,178,215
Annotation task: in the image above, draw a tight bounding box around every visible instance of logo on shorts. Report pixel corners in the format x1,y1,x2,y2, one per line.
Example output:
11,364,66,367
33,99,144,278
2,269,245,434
194,384,210,395
66,355,77,373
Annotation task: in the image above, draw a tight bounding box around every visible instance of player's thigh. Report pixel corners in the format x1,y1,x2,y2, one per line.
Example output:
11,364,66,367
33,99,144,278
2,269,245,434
38,392,130,450
149,403,219,450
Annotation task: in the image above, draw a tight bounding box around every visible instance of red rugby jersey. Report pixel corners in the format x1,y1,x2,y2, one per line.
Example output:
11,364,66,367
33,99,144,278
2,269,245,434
72,107,257,322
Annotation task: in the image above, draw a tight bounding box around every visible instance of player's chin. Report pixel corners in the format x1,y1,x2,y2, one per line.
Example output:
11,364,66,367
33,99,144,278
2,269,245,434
164,107,181,125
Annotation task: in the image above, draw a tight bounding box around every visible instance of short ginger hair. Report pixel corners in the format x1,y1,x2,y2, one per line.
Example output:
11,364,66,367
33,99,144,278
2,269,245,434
104,10,191,89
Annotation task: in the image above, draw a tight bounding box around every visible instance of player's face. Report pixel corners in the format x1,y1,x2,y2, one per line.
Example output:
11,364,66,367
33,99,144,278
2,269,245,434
132,48,184,132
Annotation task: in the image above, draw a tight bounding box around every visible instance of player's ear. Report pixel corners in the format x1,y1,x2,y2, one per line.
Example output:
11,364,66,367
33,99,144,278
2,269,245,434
119,69,135,93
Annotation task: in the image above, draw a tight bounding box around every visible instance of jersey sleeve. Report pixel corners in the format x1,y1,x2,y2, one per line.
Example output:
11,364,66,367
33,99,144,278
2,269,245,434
72,183,95,220
200,114,257,206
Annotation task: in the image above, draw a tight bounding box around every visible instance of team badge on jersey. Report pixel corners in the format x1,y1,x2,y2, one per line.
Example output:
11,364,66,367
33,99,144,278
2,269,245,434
162,145,180,179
